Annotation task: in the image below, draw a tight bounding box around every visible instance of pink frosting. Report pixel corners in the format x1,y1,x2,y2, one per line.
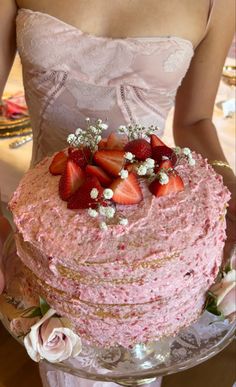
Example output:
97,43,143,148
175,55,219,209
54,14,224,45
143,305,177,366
9,152,230,347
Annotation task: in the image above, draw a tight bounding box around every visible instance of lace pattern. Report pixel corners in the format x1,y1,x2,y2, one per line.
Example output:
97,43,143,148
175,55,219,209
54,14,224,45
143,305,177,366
16,8,194,166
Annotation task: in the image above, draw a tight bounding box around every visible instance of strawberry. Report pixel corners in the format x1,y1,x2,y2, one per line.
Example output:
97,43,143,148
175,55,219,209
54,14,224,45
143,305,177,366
106,132,128,150
124,139,152,161
98,138,108,149
49,151,68,175
125,162,139,173
150,134,165,148
68,147,91,169
59,160,86,201
93,150,125,176
85,164,112,186
67,176,103,209
149,173,184,197
110,173,143,205
152,146,177,165
155,159,173,173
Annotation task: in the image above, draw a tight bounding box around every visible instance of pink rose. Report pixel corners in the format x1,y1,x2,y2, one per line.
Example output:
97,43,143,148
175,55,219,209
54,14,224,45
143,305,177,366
24,309,82,362
210,270,236,321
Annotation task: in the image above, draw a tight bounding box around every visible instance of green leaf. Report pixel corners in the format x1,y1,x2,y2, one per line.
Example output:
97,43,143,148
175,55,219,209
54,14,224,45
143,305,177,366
21,306,42,318
39,297,50,316
205,295,222,316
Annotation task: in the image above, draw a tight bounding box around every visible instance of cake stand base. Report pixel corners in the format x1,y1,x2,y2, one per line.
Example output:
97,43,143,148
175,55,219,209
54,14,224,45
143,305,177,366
116,377,157,386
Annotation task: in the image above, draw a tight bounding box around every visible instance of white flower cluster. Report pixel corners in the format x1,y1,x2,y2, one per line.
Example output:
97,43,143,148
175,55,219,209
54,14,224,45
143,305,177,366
118,124,160,140
173,146,195,167
136,158,155,177
87,187,116,230
158,171,169,185
119,169,129,179
124,152,135,162
67,118,108,152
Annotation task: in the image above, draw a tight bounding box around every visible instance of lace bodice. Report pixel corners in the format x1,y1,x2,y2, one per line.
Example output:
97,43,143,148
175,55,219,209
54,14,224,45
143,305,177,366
16,7,211,165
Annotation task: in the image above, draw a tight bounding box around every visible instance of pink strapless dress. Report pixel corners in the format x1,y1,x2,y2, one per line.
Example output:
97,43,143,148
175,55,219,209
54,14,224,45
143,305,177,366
14,3,214,386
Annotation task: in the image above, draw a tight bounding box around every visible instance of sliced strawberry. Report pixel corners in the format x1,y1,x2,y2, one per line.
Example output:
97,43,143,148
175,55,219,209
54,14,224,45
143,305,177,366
149,173,184,197
124,139,152,161
152,146,177,165
49,151,68,175
85,164,112,186
150,134,165,148
110,173,143,205
98,138,108,149
93,150,125,176
67,176,103,209
106,132,128,150
59,160,86,201
156,160,173,172
68,147,91,169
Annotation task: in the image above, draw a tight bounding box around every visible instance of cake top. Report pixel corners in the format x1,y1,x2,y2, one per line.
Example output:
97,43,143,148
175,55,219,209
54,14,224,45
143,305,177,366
9,120,230,262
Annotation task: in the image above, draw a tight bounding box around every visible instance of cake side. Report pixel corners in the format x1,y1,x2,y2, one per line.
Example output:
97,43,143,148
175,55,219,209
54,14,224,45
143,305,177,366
9,149,230,347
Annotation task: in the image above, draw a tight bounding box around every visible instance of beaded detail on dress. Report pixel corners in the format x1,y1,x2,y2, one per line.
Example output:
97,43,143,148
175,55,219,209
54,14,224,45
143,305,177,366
16,8,194,165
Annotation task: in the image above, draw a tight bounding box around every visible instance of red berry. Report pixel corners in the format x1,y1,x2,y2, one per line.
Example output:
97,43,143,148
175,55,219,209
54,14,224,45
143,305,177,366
124,139,152,161
49,151,67,175
152,146,177,165
155,159,173,173
67,176,103,209
68,147,91,169
93,150,125,176
150,134,165,148
85,165,112,186
149,173,184,197
110,173,143,205
106,132,128,150
59,160,86,201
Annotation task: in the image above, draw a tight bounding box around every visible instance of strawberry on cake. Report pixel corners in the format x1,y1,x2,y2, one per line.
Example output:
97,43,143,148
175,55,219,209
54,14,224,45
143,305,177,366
9,120,230,348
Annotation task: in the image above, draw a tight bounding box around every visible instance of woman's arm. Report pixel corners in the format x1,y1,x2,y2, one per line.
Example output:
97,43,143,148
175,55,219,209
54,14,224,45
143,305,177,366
173,0,235,196
0,0,17,99
0,1,17,292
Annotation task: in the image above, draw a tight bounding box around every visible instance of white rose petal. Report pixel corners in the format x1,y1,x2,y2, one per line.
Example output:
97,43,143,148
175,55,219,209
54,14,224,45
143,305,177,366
23,309,82,363
90,188,99,199
103,189,113,200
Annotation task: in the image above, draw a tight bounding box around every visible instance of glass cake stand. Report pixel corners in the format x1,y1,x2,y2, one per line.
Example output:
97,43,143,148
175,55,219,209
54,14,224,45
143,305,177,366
0,300,235,386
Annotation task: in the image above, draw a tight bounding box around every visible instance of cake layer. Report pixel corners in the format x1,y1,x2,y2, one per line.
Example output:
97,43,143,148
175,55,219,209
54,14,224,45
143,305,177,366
9,150,230,347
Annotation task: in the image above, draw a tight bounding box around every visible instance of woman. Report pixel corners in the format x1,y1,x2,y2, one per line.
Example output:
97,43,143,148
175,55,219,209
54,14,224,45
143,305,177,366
0,1,235,386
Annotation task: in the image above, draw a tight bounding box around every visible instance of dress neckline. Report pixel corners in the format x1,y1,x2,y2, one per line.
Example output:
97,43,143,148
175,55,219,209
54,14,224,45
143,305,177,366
17,8,194,51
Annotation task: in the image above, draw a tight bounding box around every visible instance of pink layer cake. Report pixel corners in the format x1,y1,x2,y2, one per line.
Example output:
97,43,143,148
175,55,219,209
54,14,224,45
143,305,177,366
9,129,230,348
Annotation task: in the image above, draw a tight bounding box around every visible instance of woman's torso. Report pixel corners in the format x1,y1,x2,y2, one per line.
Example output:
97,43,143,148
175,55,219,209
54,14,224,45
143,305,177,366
15,0,212,165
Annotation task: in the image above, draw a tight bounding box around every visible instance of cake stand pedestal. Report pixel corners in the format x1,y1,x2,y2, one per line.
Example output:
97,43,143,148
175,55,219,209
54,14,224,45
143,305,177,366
0,294,235,386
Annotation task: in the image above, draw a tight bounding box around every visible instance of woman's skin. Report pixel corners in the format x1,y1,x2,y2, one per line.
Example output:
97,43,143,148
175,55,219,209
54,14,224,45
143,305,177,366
0,0,235,290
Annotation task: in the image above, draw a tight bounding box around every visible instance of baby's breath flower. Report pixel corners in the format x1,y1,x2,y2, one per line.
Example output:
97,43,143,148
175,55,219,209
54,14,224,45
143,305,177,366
103,189,113,200
119,169,129,179
119,218,128,226
159,172,169,185
105,206,116,219
90,188,99,199
125,152,135,161
100,221,108,231
99,123,108,130
144,158,155,169
188,158,196,166
89,126,98,134
173,146,181,154
88,208,98,218
137,165,147,176
75,128,83,136
99,206,107,216
67,134,76,144
183,147,191,156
